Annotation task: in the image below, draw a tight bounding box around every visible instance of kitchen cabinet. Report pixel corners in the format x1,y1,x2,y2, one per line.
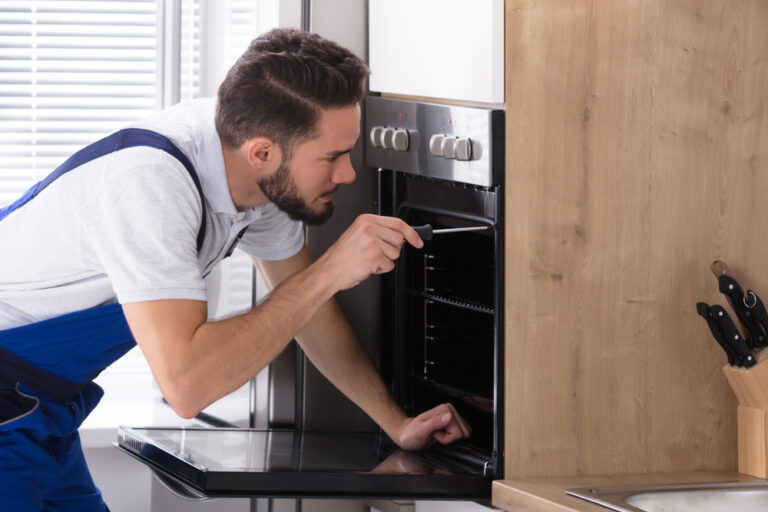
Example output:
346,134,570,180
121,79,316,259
501,0,768,481
368,0,504,104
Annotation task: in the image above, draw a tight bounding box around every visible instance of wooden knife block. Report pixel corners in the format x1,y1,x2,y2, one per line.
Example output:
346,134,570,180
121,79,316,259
723,359,768,478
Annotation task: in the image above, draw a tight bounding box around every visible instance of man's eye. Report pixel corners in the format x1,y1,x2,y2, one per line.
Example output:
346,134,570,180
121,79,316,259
328,155,340,163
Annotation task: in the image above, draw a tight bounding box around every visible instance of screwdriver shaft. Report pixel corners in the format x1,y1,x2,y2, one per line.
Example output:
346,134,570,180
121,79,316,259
409,224,490,241
432,226,490,234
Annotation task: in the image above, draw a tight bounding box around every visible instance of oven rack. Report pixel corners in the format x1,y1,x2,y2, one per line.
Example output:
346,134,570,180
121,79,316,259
408,290,494,314
414,376,494,414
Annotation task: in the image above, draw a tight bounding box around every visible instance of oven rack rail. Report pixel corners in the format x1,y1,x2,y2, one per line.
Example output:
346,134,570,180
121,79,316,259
408,290,494,314
414,376,494,414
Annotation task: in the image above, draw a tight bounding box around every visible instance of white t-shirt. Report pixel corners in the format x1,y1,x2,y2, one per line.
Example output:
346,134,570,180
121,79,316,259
0,97,304,330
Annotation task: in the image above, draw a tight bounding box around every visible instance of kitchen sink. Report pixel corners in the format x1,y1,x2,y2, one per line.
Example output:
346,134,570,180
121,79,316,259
566,481,768,511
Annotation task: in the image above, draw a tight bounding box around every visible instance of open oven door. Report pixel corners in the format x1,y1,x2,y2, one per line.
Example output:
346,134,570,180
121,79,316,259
115,426,492,500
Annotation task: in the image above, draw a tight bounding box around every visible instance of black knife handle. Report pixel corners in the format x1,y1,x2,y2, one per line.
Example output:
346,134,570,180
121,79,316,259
746,291,768,348
709,304,756,367
697,302,737,366
718,275,766,348
411,224,433,241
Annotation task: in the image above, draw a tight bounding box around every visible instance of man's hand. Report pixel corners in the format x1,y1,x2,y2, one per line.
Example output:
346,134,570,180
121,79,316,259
312,214,423,292
369,450,450,475
393,403,471,451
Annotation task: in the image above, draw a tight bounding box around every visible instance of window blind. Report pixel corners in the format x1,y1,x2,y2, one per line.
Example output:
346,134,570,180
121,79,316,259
0,0,160,207
179,0,200,101
228,0,276,61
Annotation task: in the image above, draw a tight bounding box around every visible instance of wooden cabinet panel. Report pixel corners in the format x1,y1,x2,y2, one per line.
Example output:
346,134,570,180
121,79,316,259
504,0,768,477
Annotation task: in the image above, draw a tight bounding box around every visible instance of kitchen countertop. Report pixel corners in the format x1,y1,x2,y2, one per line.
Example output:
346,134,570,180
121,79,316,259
492,472,765,511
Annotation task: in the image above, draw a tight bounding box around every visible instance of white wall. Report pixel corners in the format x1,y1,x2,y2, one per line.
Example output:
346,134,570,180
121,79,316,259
368,0,504,104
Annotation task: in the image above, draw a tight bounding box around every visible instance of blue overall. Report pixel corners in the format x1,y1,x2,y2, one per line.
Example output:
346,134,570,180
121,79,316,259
0,129,206,511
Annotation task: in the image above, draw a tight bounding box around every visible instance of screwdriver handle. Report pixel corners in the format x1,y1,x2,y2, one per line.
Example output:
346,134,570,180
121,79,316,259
411,224,433,241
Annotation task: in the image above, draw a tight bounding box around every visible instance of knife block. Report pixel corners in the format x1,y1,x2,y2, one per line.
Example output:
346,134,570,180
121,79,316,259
723,359,768,478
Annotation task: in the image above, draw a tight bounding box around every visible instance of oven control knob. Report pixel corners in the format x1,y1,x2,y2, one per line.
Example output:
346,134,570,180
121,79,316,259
429,134,445,157
369,126,384,148
454,137,473,161
392,128,410,152
381,127,396,149
441,136,457,159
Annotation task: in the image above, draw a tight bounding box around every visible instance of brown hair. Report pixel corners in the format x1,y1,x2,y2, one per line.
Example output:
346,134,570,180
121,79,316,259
215,28,369,159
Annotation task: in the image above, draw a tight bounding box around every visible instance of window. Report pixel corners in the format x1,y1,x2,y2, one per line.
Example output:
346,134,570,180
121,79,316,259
179,0,201,101
0,0,160,206
0,0,163,408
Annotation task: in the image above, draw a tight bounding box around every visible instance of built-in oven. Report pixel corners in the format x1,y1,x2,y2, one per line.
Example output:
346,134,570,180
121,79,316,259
115,96,504,501
372,95,504,481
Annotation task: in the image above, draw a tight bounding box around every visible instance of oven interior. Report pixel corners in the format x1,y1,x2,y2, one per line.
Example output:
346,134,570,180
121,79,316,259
381,171,502,476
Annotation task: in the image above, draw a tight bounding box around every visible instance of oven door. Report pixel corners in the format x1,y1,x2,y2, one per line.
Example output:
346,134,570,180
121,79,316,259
115,426,491,499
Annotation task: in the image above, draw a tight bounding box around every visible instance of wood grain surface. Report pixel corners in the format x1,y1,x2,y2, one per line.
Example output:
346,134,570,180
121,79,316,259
503,0,768,478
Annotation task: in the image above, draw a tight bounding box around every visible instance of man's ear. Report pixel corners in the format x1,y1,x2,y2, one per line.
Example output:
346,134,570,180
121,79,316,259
245,136,281,171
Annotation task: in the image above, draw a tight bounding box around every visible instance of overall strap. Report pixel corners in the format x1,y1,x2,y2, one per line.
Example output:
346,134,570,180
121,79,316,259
0,303,134,397
0,128,207,252
0,346,84,402
0,130,210,400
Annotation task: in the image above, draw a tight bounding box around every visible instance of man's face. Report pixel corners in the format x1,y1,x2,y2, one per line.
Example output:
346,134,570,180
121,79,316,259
258,104,360,225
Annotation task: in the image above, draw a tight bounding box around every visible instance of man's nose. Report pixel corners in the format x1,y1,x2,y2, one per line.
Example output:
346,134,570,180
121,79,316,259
332,155,356,184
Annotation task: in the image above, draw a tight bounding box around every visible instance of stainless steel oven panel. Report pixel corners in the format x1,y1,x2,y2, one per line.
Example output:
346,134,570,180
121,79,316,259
364,96,504,188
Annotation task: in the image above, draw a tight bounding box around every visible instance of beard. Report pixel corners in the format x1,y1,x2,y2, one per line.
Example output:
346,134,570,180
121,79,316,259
258,158,335,225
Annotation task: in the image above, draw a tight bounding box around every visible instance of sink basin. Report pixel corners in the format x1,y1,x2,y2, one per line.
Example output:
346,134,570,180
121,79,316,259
566,481,768,512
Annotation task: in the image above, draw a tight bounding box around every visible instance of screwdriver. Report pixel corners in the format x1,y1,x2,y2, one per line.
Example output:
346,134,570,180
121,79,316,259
411,224,490,241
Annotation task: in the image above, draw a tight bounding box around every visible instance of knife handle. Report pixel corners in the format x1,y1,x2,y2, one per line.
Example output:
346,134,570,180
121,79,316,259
709,304,756,367
697,302,737,366
749,294,768,348
718,274,766,348
411,224,433,241
711,260,731,278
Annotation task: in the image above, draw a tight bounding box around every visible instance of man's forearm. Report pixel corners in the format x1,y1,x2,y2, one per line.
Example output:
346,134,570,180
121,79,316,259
131,215,423,420
294,298,408,442
125,259,339,418
254,241,412,443
190,266,338,400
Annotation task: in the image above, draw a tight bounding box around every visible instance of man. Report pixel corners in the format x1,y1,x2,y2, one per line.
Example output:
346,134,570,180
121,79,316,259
0,28,470,511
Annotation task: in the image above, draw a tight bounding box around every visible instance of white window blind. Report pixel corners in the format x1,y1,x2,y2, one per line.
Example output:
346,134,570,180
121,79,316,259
228,0,277,62
179,0,200,101
0,0,160,207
